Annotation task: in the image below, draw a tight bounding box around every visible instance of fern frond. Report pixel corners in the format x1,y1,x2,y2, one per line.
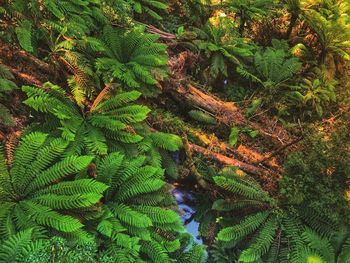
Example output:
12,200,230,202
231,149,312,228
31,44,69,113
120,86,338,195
213,176,267,200
111,204,152,228
239,216,278,262
15,20,33,52
0,228,45,263
140,240,169,263
20,201,84,232
94,90,142,112
177,244,206,263
25,155,94,194
338,237,350,263
150,132,183,152
11,132,48,187
212,199,264,211
217,211,270,242
302,228,335,263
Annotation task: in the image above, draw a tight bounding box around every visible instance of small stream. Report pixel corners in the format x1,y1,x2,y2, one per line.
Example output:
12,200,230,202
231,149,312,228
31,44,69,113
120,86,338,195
172,187,203,244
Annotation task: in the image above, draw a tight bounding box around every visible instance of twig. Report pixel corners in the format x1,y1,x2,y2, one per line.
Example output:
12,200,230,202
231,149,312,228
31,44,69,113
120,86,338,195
255,136,304,165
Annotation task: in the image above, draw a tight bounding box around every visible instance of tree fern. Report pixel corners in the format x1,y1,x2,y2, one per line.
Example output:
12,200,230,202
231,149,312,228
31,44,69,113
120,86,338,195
238,43,302,91
22,84,148,155
193,19,253,79
222,0,275,34
211,169,346,262
94,25,168,96
94,152,200,262
0,132,108,239
4,0,106,56
303,7,350,64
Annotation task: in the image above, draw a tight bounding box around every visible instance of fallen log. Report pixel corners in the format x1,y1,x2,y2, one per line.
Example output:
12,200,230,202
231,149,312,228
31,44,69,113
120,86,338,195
168,82,246,125
146,25,177,40
189,143,280,193
166,82,294,146
189,129,282,172
166,51,295,148
0,41,54,74
147,100,282,172
9,67,43,87
190,144,271,177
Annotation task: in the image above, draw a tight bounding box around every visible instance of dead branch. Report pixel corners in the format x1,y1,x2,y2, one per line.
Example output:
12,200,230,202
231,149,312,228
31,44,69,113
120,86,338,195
255,136,303,165
145,25,177,40
9,68,43,87
189,129,282,172
189,143,280,193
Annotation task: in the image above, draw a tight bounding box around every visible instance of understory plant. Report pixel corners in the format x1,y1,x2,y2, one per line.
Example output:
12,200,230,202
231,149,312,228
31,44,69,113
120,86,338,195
0,132,107,240
193,18,253,80
94,25,168,96
0,64,17,126
208,167,350,262
22,83,182,178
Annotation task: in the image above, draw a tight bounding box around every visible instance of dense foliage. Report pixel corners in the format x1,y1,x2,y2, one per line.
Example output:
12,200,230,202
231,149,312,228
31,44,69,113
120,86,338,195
1,0,350,262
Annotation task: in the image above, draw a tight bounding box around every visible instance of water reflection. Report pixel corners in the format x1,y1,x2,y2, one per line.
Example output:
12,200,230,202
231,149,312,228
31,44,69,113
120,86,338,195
172,187,203,244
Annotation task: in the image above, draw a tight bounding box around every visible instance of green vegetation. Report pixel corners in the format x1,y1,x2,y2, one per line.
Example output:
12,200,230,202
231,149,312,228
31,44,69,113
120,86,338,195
0,64,17,126
1,0,350,262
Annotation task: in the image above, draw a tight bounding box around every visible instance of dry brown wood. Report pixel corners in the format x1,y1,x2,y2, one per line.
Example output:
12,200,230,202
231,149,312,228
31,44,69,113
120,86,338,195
9,68,43,87
166,49,295,148
190,143,271,177
0,41,53,74
145,25,177,40
189,143,280,192
254,136,303,165
167,82,246,125
189,129,282,172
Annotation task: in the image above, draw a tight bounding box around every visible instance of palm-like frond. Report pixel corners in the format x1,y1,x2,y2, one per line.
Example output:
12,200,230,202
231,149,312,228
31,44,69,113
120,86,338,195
95,25,168,96
304,8,350,63
193,20,253,79
237,41,302,97
211,170,345,262
0,228,46,263
0,133,107,239
22,84,148,155
94,152,195,261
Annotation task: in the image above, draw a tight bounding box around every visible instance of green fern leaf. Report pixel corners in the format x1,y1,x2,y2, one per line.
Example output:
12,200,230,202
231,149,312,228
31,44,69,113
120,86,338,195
217,211,270,242
15,20,33,52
